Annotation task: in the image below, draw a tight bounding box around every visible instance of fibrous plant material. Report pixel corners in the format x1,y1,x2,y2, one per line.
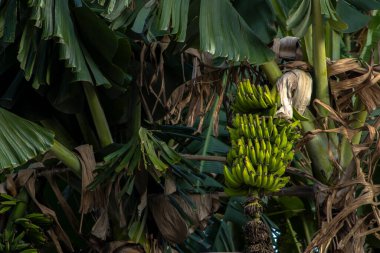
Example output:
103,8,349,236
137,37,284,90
224,79,302,253
276,69,312,119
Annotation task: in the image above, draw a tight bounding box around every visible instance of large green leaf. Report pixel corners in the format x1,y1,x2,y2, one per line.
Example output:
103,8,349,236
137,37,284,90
15,0,132,90
0,107,54,170
345,0,380,11
1,0,17,43
320,0,348,31
131,0,190,42
233,0,277,44
337,0,370,33
72,6,132,87
90,0,132,22
286,0,311,37
17,0,92,88
159,0,190,42
199,0,274,64
287,0,347,36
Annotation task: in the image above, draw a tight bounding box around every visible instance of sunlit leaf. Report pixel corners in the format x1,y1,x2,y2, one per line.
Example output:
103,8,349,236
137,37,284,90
0,107,54,170
199,0,274,64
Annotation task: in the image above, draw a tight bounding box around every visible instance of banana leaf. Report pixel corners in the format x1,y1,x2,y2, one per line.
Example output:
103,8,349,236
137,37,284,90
0,107,54,171
199,0,274,64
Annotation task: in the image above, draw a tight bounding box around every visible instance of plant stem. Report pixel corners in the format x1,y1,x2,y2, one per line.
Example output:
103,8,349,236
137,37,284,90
260,60,283,87
312,0,330,115
331,31,341,61
286,218,303,253
325,22,332,59
301,215,312,244
344,34,351,52
82,82,113,148
340,102,368,168
51,140,81,177
301,26,313,64
5,188,28,231
75,113,100,150
40,118,77,149
302,110,333,184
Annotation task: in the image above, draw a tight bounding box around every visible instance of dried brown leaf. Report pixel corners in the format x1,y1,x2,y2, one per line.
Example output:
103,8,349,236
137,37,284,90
272,36,303,61
164,175,176,195
91,209,110,240
76,145,105,214
328,58,380,112
276,69,312,118
327,58,362,77
303,100,380,253
165,70,221,132
149,194,218,243
91,184,112,240
5,175,17,196
149,195,188,244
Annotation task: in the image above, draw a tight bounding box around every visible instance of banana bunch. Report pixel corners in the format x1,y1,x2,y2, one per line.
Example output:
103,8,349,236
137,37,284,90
0,194,52,252
233,79,277,112
227,137,294,172
224,79,301,196
224,162,289,194
14,213,52,246
229,114,301,143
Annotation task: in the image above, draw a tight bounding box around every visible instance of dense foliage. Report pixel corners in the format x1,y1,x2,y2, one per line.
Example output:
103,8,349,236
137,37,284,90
1,0,380,252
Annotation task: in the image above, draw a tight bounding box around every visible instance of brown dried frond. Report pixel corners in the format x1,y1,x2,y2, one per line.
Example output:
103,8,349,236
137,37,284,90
328,58,380,112
303,100,380,253
149,194,218,244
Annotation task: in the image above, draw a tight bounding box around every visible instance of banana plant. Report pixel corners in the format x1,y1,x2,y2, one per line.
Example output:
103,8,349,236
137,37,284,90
1,0,380,253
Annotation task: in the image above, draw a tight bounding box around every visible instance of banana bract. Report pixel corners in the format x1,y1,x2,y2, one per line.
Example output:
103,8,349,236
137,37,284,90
225,79,301,195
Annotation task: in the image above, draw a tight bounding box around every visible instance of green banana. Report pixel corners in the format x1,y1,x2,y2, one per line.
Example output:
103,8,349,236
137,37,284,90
244,79,254,94
234,163,244,183
279,127,288,149
250,82,260,98
273,163,286,177
259,150,265,164
242,168,251,185
224,166,241,188
265,174,275,190
268,116,274,136
269,155,277,172
25,213,52,226
249,145,257,165
256,164,263,187
261,165,268,187
260,139,266,151
245,157,256,175
249,122,257,138
264,150,270,165
264,126,270,139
